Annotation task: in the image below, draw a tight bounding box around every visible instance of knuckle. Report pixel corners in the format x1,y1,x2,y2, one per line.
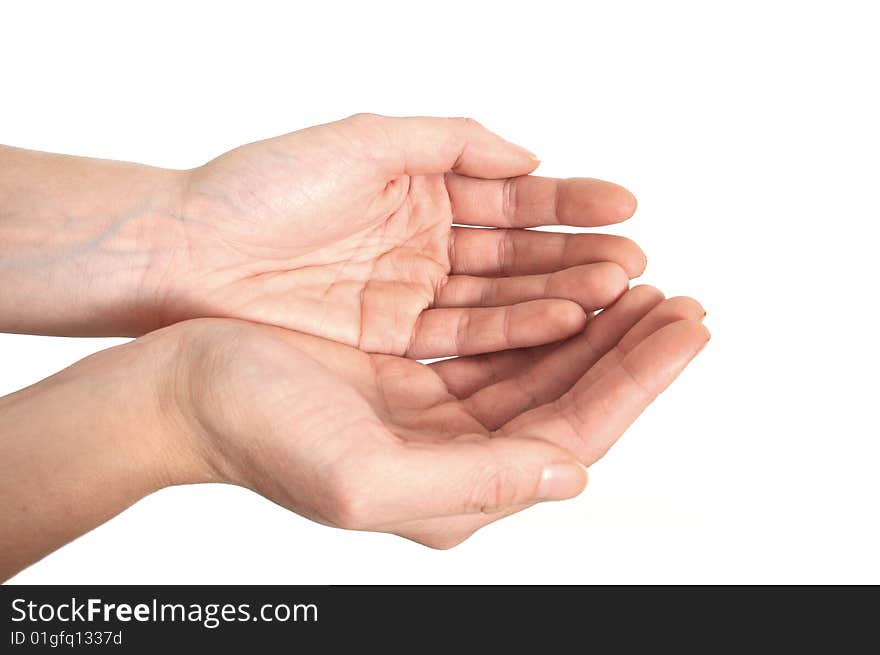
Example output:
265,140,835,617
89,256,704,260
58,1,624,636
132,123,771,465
469,464,520,514
496,230,514,274
451,116,482,130
502,177,516,222
454,310,473,352
347,112,383,125
619,357,655,402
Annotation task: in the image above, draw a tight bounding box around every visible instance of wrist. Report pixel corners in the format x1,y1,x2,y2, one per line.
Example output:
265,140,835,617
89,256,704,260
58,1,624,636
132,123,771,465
143,319,292,491
113,322,225,489
0,147,193,336
132,319,247,488
104,165,193,336
60,334,193,492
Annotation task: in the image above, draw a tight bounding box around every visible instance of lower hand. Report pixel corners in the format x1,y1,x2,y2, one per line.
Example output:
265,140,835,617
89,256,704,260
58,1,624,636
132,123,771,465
0,285,706,579
169,285,707,548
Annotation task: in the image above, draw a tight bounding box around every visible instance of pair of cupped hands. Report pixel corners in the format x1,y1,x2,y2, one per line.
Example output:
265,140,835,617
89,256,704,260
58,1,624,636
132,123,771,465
48,115,709,548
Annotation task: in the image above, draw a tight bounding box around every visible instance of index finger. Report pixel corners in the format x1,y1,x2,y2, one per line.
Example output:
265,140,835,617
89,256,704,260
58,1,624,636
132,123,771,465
498,319,709,465
446,173,638,228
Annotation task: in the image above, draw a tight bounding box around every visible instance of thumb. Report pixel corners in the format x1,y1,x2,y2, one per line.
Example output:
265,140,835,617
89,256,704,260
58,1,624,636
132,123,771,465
343,113,540,178
361,436,587,526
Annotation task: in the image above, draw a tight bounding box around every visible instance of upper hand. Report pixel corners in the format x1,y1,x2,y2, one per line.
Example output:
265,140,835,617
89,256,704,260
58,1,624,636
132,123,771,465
159,114,645,357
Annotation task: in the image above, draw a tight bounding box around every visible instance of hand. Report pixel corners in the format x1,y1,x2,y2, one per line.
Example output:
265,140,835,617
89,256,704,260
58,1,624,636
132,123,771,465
0,285,707,579
173,286,707,548
162,114,645,356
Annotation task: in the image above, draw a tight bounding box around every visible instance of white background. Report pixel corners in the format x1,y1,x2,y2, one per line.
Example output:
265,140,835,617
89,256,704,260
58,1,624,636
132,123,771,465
2,1,878,584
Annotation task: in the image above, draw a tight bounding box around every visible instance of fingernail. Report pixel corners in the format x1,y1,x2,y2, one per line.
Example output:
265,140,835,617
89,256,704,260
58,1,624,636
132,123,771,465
536,463,588,501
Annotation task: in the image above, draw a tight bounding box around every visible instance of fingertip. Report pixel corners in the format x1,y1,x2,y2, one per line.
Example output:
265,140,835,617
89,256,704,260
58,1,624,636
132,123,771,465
455,117,542,179
632,254,648,279
588,179,638,224
668,318,712,353
622,238,648,278
544,299,588,335
536,461,589,501
665,296,707,321
696,321,712,344
687,320,711,355
588,262,630,306
512,143,540,165
630,284,666,304
502,143,541,177
684,317,711,338
619,187,638,220
605,260,631,292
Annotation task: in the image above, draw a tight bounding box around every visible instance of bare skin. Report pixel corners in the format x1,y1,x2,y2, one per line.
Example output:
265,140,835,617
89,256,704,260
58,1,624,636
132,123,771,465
0,287,708,579
0,115,643,355
0,115,707,578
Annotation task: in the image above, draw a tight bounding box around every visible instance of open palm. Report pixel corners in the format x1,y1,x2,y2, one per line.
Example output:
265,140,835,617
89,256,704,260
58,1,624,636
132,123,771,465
167,114,645,357
183,286,707,548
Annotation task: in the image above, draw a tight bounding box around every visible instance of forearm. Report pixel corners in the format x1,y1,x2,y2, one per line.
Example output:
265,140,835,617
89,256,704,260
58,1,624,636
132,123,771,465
0,334,196,581
0,145,187,336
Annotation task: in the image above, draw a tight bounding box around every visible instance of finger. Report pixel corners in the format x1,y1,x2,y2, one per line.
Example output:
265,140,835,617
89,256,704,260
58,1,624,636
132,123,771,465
407,299,586,359
430,285,664,398
351,437,587,525
574,296,706,392
436,262,629,310
346,114,539,178
450,227,646,278
446,173,637,228
427,346,550,399
500,319,711,465
618,296,706,351
463,285,668,428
